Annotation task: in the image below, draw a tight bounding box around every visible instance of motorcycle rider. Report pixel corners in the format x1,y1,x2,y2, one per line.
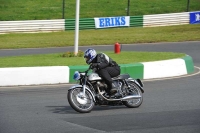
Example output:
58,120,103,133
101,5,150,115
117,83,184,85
84,48,120,96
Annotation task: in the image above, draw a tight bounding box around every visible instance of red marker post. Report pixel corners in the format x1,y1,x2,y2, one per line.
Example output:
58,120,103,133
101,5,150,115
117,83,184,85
114,42,121,54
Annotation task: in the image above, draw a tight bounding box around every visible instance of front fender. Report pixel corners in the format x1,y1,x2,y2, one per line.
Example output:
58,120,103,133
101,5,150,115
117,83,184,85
68,84,83,90
68,84,96,102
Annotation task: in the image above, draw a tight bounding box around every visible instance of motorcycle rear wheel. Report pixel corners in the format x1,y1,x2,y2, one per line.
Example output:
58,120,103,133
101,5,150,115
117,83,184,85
68,87,94,113
123,82,143,108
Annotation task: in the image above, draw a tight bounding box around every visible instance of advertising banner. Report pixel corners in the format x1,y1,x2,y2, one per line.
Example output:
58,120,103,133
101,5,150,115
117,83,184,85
94,16,130,29
190,11,200,24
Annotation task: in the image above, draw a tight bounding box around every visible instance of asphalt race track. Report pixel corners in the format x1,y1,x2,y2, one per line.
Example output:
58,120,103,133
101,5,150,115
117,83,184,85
0,41,200,133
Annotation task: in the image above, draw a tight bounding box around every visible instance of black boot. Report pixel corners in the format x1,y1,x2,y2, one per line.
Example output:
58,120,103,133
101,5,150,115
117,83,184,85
103,92,110,98
110,83,117,94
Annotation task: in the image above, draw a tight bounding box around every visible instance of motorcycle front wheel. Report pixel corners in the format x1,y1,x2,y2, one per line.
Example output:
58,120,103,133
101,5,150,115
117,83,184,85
68,87,94,113
123,82,143,108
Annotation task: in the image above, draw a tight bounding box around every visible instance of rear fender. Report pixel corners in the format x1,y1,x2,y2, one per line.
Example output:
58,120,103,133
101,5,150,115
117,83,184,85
68,84,96,102
127,79,144,93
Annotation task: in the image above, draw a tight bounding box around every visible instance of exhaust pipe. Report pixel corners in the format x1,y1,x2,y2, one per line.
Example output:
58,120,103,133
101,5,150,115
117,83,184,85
97,86,141,101
121,95,141,101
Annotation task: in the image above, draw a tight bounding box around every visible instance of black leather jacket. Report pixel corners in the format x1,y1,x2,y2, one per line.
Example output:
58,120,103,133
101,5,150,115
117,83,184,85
91,53,119,70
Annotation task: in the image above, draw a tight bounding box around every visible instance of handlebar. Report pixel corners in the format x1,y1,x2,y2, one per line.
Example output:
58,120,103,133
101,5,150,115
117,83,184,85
79,65,92,75
85,65,92,73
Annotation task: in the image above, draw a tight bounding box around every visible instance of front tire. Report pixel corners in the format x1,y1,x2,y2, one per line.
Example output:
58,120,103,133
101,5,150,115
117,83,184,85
123,82,143,108
68,87,94,113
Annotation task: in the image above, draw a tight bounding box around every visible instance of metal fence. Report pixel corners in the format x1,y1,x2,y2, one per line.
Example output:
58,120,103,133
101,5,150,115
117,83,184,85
65,18,95,30
143,12,189,27
0,0,199,21
0,20,65,34
0,12,196,34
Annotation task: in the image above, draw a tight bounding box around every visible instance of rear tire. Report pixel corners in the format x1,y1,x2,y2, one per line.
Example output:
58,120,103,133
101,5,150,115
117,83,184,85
123,82,143,108
68,87,94,113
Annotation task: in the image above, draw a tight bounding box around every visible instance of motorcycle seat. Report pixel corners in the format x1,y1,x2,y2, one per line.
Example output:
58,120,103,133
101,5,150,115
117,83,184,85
112,74,130,80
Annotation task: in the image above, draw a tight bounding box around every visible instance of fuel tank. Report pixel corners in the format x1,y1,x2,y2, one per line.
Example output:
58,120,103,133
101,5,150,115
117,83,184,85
88,73,102,81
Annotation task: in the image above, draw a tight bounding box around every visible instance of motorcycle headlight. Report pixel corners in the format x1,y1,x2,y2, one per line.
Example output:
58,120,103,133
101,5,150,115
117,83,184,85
73,71,80,80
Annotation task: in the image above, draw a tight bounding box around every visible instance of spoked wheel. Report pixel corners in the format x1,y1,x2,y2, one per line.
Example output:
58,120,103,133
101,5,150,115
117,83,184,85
68,87,94,113
123,82,143,108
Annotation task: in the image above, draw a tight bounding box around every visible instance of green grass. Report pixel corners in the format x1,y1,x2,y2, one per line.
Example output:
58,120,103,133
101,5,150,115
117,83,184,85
0,0,199,20
0,0,199,67
0,52,186,67
0,24,200,49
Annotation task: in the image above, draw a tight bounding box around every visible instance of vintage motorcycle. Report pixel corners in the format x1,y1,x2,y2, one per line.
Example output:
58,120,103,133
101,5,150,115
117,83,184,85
67,65,144,113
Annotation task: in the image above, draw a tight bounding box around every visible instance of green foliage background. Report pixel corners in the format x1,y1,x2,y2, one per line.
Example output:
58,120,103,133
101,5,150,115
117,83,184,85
0,0,199,20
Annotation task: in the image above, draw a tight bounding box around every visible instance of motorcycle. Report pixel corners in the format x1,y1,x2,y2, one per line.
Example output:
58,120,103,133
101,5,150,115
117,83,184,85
67,65,144,113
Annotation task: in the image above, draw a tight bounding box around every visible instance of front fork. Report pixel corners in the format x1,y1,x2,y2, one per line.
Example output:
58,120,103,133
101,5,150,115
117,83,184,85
82,77,88,96
82,85,86,96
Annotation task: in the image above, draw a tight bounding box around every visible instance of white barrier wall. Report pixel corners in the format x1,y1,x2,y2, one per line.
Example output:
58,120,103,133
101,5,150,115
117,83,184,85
0,19,65,33
0,57,193,86
142,59,187,79
0,66,69,86
143,12,189,27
